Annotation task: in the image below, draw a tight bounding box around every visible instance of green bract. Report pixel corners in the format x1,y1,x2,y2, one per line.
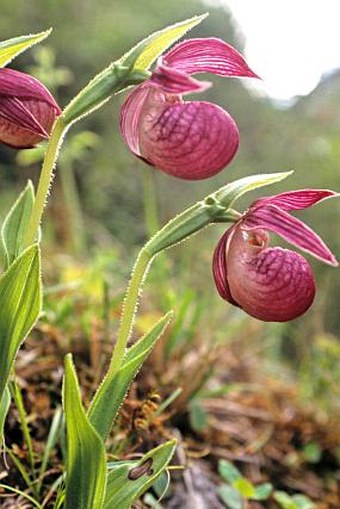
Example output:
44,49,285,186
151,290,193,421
0,29,51,67
62,13,207,125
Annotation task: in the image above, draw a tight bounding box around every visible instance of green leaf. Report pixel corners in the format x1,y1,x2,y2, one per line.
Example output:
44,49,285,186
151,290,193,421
218,485,243,509
292,495,316,509
0,245,41,401
233,478,255,498
63,354,106,509
0,386,11,442
103,440,176,509
253,482,273,500
301,442,322,464
189,400,208,432
88,312,173,441
1,181,35,267
218,460,242,484
121,13,208,71
274,491,297,509
0,29,52,68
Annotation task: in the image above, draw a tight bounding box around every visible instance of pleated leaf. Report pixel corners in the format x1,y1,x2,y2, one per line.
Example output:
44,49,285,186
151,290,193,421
103,440,176,509
88,311,173,441
0,29,51,67
63,354,106,509
1,181,35,267
0,245,41,401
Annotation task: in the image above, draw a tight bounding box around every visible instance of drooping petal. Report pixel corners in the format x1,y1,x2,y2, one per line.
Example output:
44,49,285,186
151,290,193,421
243,204,338,266
212,225,239,305
151,61,211,94
138,95,239,180
252,189,338,212
164,38,260,79
119,84,153,156
225,227,316,322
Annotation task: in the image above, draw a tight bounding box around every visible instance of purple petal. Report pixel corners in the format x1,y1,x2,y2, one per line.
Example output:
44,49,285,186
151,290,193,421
164,38,260,79
252,189,338,212
119,84,152,156
151,61,211,94
0,96,59,148
225,227,316,322
0,68,61,112
212,226,239,305
138,98,239,180
243,204,338,266
0,96,49,137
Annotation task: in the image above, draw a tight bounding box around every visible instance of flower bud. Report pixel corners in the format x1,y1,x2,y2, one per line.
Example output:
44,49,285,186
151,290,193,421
0,68,61,148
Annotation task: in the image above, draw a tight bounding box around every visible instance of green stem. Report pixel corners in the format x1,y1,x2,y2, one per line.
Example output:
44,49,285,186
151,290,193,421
24,116,67,247
142,169,160,237
107,247,153,376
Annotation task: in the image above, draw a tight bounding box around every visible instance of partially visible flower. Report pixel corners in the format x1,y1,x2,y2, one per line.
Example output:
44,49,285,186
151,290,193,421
120,38,258,180
213,190,338,322
0,68,61,148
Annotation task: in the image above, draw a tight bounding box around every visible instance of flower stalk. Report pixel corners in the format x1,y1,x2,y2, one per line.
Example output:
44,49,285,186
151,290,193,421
24,116,67,247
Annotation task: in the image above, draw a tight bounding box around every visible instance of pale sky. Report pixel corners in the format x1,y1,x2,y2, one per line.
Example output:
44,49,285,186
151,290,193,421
210,0,340,102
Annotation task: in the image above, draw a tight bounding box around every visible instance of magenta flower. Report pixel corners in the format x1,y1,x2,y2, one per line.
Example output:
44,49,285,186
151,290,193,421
0,68,61,148
120,38,258,180
213,189,338,322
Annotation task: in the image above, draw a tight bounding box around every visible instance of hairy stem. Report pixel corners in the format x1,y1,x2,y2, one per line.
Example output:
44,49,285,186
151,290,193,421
107,246,153,376
24,116,67,247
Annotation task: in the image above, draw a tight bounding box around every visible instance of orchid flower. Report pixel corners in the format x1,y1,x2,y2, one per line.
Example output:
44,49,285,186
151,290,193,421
0,68,61,148
213,189,338,322
120,38,258,180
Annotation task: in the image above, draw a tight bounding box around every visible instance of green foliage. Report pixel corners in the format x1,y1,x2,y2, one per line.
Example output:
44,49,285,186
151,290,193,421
218,460,316,509
1,181,35,267
218,485,243,509
274,491,316,509
63,354,107,509
217,459,273,507
121,13,207,71
0,245,41,402
0,29,51,67
88,311,173,441
189,400,208,432
0,387,10,442
103,440,176,509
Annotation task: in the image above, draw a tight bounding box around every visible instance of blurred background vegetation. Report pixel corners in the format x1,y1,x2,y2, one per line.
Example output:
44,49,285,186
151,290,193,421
0,0,339,412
